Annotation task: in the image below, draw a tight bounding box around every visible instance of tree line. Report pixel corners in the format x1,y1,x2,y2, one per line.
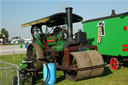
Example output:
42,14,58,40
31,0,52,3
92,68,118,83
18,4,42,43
0,28,9,39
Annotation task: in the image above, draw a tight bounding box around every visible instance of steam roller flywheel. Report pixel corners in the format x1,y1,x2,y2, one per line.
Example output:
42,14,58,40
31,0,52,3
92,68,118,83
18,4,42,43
63,50,104,81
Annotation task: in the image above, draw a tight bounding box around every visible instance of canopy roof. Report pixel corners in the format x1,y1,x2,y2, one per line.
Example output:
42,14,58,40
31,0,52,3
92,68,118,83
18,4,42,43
21,12,83,28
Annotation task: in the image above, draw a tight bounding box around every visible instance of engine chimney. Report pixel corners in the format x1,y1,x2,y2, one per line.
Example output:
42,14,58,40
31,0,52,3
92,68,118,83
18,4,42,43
65,7,73,40
111,10,116,16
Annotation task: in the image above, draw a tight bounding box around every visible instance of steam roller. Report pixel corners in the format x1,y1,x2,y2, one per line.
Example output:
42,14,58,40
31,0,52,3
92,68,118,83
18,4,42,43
63,50,104,81
20,7,105,84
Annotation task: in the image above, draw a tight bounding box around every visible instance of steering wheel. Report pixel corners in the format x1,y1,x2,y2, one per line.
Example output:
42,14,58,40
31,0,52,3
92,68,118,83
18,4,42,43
53,27,62,35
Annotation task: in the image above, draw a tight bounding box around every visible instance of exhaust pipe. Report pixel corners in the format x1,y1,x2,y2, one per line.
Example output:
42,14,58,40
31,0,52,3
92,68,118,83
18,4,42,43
65,7,73,40
64,7,77,48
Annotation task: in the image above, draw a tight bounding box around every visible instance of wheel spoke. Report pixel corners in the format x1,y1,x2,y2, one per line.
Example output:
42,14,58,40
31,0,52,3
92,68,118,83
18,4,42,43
114,63,117,69
111,59,114,63
113,59,116,63
114,62,117,65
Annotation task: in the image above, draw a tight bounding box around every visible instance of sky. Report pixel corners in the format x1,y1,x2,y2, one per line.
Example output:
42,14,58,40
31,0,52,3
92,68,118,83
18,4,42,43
1,0,128,39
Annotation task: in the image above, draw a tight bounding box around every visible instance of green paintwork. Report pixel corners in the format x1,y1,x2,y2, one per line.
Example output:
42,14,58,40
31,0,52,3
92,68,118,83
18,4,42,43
20,57,28,69
48,42,56,45
47,36,56,45
56,32,62,40
83,13,128,57
35,32,65,51
56,33,66,51
56,40,65,51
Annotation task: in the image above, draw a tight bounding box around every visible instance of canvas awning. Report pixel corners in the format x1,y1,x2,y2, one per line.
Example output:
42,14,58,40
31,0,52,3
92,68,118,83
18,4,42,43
21,12,83,28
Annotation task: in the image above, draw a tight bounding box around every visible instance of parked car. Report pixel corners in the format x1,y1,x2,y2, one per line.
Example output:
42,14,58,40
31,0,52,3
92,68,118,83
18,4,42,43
11,36,24,44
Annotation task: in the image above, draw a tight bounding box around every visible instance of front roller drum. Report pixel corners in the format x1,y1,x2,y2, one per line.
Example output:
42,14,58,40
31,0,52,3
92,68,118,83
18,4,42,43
64,50,104,81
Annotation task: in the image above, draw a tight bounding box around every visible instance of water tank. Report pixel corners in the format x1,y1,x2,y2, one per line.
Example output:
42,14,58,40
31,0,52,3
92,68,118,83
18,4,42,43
43,63,56,85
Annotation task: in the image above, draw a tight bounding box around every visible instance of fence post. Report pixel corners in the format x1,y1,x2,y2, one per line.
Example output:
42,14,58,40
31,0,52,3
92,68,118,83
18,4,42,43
13,51,15,61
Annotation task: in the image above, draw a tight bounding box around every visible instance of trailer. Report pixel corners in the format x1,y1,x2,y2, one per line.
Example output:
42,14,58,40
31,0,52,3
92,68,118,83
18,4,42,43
83,10,128,70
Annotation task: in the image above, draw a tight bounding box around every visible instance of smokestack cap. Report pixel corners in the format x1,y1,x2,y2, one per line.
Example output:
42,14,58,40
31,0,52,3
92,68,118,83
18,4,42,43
65,7,73,10
111,10,116,16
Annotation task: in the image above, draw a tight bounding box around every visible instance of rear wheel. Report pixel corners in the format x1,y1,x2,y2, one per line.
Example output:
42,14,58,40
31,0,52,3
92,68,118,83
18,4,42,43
27,43,44,72
110,58,120,70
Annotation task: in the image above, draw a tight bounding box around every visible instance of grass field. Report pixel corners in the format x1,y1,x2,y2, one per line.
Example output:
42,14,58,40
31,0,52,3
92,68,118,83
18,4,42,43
0,54,128,85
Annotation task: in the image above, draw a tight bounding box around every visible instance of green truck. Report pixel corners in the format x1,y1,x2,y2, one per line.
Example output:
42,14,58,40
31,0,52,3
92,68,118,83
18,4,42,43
83,10,128,70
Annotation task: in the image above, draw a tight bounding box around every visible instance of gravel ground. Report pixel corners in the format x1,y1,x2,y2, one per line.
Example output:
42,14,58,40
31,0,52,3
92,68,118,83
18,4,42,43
0,45,27,55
